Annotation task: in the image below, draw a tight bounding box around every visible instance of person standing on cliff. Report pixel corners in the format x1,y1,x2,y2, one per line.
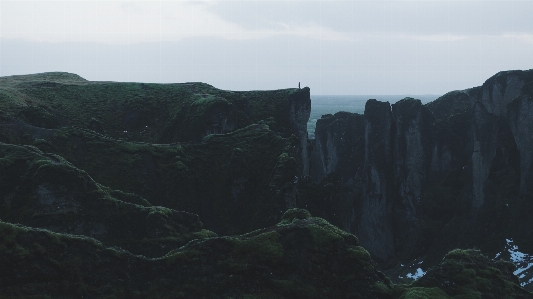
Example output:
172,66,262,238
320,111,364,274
298,82,300,89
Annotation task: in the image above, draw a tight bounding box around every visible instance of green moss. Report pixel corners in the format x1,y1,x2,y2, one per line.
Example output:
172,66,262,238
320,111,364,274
414,249,527,298
32,159,52,168
308,223,344,246
399,287,449,299
307,217,359,246
0,221,21,245
17,119,292,237
191,229,217,239
278,208,311,225
163,248,202,265
371,281,392,296
346,246,372,264
456,268,476,282
444,249,476,260
148,206,173,217
233,231,283,262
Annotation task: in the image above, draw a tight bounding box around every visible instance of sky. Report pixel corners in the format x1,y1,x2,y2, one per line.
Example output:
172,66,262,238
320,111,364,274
1,0,532,95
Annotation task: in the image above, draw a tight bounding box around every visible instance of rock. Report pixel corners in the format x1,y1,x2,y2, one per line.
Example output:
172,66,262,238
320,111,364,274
288,87,312,176
2,70,533,294
0,209,396,299
0,75,311,237
358,99,395,265
480,70,526,116
0,143,214,257
305,69,533,285
309,111,364,184
508,92,533,194
413,249,533,299
391,98,435,259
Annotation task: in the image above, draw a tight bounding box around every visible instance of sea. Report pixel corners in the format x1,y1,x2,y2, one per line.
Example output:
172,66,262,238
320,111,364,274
308,95,441,139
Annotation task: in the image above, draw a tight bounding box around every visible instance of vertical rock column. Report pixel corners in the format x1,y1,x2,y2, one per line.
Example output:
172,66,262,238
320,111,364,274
392,99,427,218
309,112,365,184
391,98,433,259
288,87,311,176
358,99,395,265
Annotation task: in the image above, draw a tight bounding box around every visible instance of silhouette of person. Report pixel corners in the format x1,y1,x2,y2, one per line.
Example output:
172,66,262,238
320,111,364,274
298,82,300,89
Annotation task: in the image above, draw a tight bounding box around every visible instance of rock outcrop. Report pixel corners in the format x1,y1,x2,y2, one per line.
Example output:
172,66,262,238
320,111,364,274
0,209,395,299
0,142,215,257
413,249,532,299
0,74,311,237
309,111,365,184
308,69,533,281
2,209,530,298
358,99,396,264
288,87,312,176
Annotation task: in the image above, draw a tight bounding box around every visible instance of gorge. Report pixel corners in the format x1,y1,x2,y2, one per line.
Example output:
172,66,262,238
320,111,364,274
1,70,532,298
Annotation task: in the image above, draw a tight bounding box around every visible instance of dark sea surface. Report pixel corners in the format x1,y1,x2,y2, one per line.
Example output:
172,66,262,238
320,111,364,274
308,95,441,138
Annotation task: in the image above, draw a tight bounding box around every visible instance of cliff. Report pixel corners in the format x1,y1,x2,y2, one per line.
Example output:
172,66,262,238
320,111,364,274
0,73,310,236
307,69,533,287
0,71,532,297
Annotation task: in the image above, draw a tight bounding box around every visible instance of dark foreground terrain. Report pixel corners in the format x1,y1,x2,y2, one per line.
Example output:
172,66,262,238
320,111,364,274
0,71,532,298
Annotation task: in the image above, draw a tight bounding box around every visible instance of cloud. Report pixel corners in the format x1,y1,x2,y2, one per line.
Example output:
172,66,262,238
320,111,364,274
2,1,531,44
409,34,469,42
503,33,533,44
207,1,533,37
0,1,349,44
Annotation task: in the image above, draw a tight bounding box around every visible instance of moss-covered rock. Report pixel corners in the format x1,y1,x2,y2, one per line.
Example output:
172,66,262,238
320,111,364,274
0,73,309,144
0,142,215,258
279,208,311,224
0,74,310,237
0,210,393,299
399,287,450,299
413,249,532,298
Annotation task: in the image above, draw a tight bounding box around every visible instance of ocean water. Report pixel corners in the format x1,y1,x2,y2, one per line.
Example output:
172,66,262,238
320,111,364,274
308,95,440,139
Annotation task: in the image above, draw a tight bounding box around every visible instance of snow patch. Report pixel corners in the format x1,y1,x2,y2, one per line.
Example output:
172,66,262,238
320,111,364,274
503,238,533,287
399,258,427,281
406,268,426,280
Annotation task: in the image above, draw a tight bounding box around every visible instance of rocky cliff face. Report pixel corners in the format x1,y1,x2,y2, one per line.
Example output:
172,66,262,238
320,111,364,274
358,99,396,264
507,86,533,195
0,73,311,237
391,98,436,261
308,70,533,281
0,71,531,297
288,87,312,176
309,111,364,184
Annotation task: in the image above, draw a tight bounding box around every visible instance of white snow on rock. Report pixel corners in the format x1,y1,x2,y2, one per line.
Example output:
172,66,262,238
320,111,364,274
502,238,533,287
406,268,427,280
398,258,427,281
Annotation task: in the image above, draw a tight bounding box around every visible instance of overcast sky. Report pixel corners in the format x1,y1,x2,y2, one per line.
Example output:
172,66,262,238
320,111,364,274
1,1,532,95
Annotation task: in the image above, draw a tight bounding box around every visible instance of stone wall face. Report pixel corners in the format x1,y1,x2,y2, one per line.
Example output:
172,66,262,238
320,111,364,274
308,69,533,267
